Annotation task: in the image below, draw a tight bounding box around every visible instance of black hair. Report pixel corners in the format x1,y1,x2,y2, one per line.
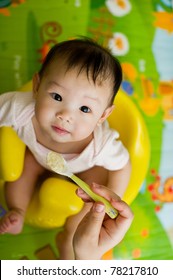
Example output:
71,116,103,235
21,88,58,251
38,37,122,105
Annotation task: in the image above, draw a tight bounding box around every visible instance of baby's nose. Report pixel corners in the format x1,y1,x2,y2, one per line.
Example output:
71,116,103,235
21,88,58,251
56,110,72,122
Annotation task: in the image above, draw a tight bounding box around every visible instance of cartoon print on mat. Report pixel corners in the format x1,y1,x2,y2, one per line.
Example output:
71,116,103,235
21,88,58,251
38,21,62,63
153,11,173,33
108,32,129,56
0,0,25,16
19,244,58,260
34,245,57,260
121,63,137,96
148,169,173,204
144,3,173,248
105,0,132,17
88,6,114,46
159,81,173,120
139,75,161,117
153,119,173,246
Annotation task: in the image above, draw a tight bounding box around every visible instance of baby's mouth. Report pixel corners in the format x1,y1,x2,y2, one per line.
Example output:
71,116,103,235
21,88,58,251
52,125,70,135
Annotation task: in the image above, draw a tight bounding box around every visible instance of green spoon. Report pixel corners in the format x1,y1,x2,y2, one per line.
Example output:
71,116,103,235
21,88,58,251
47,151,118,219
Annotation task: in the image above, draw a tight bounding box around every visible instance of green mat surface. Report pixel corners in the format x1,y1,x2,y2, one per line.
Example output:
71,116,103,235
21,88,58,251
0,0,173,260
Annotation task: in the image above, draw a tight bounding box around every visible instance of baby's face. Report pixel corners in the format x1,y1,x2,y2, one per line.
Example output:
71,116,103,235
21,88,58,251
33,61,114,152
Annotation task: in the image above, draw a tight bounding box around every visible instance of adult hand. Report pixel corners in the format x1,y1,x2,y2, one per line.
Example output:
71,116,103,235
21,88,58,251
73,184,134,260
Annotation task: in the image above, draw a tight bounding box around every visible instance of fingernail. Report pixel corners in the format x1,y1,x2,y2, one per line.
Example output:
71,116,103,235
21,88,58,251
92,182,100,188
93,203,105,213
77,188,85,194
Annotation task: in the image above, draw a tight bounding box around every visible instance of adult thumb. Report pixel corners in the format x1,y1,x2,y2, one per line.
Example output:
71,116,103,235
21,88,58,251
82,202,105,238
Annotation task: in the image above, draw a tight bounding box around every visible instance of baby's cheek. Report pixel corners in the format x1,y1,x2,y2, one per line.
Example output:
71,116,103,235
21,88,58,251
81,123,94,135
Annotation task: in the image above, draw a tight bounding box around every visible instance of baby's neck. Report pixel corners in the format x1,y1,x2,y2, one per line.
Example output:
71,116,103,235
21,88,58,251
52,134,93,154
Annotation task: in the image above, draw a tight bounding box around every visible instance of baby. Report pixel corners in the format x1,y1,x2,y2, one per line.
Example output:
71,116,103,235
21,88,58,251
0,38,131,259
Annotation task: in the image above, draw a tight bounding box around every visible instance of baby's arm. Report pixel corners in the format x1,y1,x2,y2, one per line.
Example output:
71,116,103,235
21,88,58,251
5,148,45,211
107,158,131,198
77,158,131,199
0,148,45,234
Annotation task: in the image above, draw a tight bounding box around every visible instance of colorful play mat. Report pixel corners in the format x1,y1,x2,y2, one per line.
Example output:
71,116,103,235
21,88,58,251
0,0,173,260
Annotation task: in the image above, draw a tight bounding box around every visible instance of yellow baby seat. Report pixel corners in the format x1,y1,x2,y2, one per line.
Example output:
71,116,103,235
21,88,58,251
0,81,150,228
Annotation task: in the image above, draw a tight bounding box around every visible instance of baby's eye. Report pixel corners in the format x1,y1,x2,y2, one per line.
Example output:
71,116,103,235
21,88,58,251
52,93,62,102
80,106,91,113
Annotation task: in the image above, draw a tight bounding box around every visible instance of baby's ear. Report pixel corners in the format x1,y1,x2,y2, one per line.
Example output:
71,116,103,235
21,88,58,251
32,73,40,98
97,105,115,126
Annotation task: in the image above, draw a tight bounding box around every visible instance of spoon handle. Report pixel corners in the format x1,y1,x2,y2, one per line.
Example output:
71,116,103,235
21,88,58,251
71,174,118,219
